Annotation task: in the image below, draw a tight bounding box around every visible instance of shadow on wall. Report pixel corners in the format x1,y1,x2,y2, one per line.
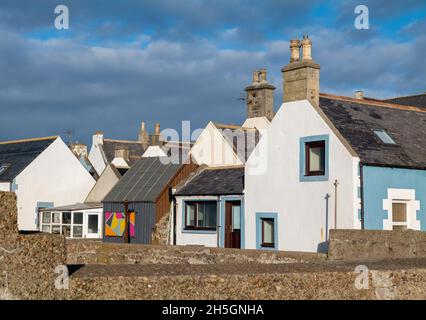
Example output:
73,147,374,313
0,191,67,300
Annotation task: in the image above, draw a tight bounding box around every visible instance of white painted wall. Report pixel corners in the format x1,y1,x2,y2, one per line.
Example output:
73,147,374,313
0,182,10,192
242,116,270,133
245,100,360,252
16,137,96,231
88,133,107,176
175,196,219,247
85,164,120,203
190,122,242,167
143,146,167,157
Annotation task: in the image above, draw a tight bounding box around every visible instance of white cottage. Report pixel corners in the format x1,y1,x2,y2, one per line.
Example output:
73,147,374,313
0,136,96,231
244,36,426,253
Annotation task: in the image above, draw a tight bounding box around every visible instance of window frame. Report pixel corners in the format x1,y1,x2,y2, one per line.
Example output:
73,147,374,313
260,218,275,248
391,201,408,231
373,129,397,145
184,201,217,231
305,140,326,176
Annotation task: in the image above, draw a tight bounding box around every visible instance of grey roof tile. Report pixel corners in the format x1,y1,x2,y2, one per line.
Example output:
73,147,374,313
319,95,426,169
0,137,57,182
103,156,183,202
175,167,244,196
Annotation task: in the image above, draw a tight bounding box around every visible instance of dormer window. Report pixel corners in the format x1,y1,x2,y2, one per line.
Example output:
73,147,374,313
0,164,11,176
373,129,397,145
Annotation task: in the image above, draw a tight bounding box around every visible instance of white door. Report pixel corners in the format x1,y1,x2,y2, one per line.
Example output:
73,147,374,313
85,212,101,238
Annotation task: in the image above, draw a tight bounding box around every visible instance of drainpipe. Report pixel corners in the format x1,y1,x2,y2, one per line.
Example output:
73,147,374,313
217,196,221,248
359,163,365,229
169,187,177,245
334,179,339,229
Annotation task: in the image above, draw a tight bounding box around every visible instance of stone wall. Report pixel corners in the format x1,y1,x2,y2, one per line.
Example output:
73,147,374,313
151,214,170,245
328,229,426,261
0,192,67,299
68,263,426,300
66,239,326,265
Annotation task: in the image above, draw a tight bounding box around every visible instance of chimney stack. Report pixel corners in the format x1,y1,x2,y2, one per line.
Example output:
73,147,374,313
354,90,365,100
244,69,275,121
138,121,149,149
93,131,104,146
150,123,162,146
115,146,129,163
282,34,320,107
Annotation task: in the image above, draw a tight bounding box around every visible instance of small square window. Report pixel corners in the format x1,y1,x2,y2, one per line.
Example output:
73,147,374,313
42,212,51,224
373,129,396,145
305,141,325,176
261,218,275,248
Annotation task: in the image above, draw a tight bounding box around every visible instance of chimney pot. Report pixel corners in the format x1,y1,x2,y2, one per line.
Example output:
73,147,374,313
252,71,260,84
355,90,365,100
259,69,267,82
301,34,313,60
290,39,301,62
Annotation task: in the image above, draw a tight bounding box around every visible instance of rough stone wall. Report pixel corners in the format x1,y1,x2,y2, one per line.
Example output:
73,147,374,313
151,214,170,245
66,239,326,265
68,265,426,300
328,229,426,261
0,192,67,299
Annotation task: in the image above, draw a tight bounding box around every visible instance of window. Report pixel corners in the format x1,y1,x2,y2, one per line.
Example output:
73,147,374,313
184,201,217,230
0,164,10,176
87,215,99,234
261,218,275,248
232,205,241,231
373,129,397,145
392,203,407,231
39,211,84,238
305,141,325,176
72,212,83,238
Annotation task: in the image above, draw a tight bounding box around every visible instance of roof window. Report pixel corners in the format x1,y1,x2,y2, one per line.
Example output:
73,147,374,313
0,164,11,176
373,129,397,145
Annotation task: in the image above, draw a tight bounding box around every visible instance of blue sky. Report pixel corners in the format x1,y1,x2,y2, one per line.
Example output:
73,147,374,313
0,0,425,145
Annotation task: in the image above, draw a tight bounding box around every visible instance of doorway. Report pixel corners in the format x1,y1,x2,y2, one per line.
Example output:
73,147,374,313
224,201,241,248
86,212,100,238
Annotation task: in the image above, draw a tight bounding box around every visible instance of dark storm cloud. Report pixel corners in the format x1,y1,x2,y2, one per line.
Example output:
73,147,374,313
0,1,425,144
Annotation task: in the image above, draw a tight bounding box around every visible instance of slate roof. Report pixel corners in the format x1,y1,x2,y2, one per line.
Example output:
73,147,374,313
0,137,57,182
319,94,426,169
175,167,245,196
103,156,183,202
384,93,426,110
212,123,260,163
103,139,145,166
39,202,102,212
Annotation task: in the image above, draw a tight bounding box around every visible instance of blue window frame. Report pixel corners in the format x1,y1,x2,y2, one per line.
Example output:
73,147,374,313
256,212,278,250
299,134,329,182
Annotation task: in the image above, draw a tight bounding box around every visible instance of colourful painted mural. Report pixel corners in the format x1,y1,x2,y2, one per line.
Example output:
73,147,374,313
105,211,135,237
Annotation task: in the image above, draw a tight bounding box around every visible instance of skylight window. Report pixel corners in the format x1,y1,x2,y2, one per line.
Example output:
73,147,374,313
0,164,11,176
373,129,397,145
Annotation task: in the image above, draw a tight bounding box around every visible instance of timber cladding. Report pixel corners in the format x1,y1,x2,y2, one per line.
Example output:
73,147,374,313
155,161,198,223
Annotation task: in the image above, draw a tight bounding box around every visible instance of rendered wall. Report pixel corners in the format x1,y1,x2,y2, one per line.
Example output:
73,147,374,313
245,100,359,253
16,137,96,231
363,165,426,230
